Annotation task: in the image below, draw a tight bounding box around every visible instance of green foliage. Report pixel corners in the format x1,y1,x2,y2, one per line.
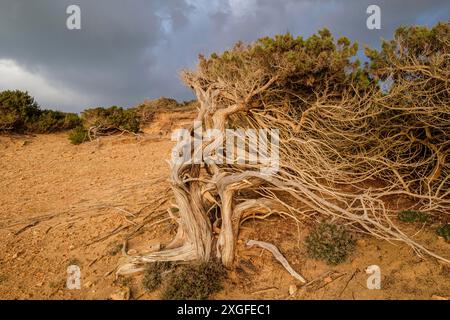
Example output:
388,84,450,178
142,261,174,292
161,262,226,300
0,90,81,133
194,29,368,105
366,22,450,81
107,242,123,256
67,97,190,144
0,90,41,131
81,106,140,135
29,110,82,133
0,91,190,140
436,224,450,243
305,222,355,265
68,126,89,144
398,210,428,223
364,22,449,178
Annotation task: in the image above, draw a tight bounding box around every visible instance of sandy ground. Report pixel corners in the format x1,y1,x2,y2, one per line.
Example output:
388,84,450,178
0,110,449,300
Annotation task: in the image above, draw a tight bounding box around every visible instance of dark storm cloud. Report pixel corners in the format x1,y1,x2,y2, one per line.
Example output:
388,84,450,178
0,0,192,111
0,0,448,112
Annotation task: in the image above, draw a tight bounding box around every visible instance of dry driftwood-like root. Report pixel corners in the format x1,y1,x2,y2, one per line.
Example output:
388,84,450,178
118,25,450,275
247,240,307,283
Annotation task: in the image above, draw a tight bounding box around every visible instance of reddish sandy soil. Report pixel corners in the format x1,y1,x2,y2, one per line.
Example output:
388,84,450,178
0,110,449,300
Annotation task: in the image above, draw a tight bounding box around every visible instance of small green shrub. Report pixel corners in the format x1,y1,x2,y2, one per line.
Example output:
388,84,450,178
305,222,355,265
161,262,226,300
81,106,140,136
436,224,450,243
107,242,123,256
0,90,41,132
398,210,428,223
0,90,81,133
142,261,174,292
68,126,89,144
29,110,81,133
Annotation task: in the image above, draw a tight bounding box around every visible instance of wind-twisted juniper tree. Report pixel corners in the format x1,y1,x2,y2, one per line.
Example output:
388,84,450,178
118,23,449,274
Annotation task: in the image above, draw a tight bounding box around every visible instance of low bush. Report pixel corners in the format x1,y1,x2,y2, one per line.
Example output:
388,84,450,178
68,126,89,144
29,110,81,133
398,210,428,223
0,91,193,144
436,224,450,243
0,90,41,132
107,242,123,256
142,261,174,292
161,261,226,300
305,222,355,265
81,106,140,136
0,90,81,133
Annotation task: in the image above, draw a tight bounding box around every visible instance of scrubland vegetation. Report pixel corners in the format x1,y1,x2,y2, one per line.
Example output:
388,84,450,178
141,261,226,300
0,90,81,133
118,22,449,277
1,22,449,299
0,90,195,144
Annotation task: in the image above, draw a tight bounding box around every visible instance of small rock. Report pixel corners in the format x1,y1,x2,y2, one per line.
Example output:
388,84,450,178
11,251,23,259
69,245,75,250
288,284,298,296
83,281,93,288
127,249,137,255
110,287,130,300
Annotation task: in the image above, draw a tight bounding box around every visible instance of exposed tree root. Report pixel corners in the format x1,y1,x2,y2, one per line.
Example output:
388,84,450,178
246,239,307,283
118,25,450,275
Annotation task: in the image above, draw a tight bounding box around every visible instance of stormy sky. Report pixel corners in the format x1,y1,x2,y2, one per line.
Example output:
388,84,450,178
0,0,448,112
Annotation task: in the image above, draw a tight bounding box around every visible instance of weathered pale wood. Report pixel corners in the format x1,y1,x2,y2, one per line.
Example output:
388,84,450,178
247,239,307,283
